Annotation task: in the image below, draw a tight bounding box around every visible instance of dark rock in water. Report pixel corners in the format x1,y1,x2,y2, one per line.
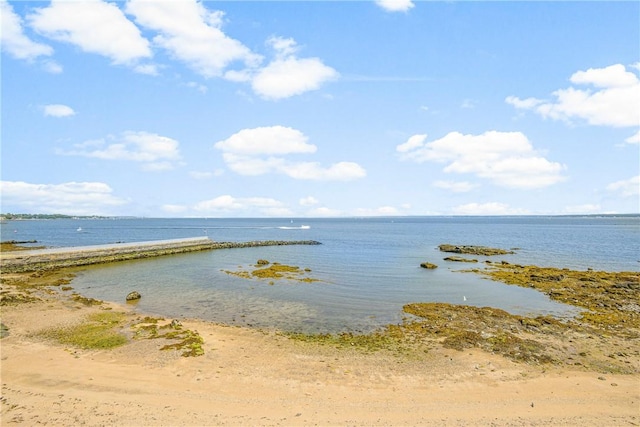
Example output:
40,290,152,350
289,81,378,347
438,244,515,256
256,259,270,265
420,262,438,269
126,291,141,301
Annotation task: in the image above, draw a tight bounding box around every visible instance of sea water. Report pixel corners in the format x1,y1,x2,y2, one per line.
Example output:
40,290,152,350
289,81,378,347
3,216,638,333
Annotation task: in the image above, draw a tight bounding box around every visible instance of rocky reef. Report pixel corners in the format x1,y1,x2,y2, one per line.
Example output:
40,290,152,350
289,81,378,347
223,260,318,284
438,244,515,256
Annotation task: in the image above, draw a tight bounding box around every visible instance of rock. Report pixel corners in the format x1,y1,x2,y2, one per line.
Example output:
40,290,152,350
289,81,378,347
256,259,270,265
126,291,141,301
420,262,438,269
438,244,515,256
443,256,478,263
170,319,182,329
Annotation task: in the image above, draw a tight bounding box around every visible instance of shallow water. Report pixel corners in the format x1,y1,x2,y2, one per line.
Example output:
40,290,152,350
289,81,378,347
4,216,638,333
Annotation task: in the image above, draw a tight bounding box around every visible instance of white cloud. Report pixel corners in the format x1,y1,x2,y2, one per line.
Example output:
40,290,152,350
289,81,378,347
506,64,640,128
0,180,127,216
215,126,365,181
396,134,427,153
42,59,63,73
606,175,640,198
59,131,182,171
193,195,291,216
28,0,152,66
299,196,319,206
280,161,366,181
375,0,415,13
625,130,640,144
134,63,159,76
43,104,75,117
250,36,339,100
215,125,316,155
451,202,529,216
126,0,259,78
433,180,479,193
0,0,53,60
397,131,566,189
505,96,543,110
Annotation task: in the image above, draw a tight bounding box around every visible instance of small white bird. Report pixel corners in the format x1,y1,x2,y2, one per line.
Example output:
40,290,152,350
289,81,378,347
463,296,467,301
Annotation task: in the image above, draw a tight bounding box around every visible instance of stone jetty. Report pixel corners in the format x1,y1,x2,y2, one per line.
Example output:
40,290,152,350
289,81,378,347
0,237,321,273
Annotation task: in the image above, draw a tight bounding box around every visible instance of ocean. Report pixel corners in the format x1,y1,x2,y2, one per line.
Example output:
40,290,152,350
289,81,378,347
3,216,639,333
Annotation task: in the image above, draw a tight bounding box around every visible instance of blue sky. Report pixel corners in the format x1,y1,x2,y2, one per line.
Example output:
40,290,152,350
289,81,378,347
1,0,639,217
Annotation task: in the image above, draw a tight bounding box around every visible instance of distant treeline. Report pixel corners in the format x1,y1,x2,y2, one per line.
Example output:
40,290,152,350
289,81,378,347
0,213,108,220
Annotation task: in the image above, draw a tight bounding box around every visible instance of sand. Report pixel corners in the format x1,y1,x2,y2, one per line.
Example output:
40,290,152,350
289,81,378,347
2,286,638,427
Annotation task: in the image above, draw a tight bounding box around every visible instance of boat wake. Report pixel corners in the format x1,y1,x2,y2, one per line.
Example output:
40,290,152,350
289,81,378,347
278,225,311,230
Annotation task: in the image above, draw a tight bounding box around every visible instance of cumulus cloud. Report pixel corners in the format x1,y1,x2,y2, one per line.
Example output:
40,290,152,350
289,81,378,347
126,0,259,78
451,202,529,216
0,180,127,215
375,0,415,13
215,125,316,155
0,0,53,60
396,134,427,153
506,64,640,129
43,104,75,117
397,131,565,189
433,180,479,193
250,36,339,100
28,0,152,69
215,126,366,181
606,175,640,198
58,131,182,171
193,195,291,216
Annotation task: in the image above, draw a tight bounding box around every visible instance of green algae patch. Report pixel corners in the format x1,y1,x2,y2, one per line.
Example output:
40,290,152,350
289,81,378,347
286,329,415,356
402,303,558,364
0,240,45,252
476,263,640,334
223,260,319,284
132,318,205,357
41,311,128,350
439,244,515,256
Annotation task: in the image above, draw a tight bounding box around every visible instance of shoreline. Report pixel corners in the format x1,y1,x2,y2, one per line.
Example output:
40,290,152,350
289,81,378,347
1,247,639,425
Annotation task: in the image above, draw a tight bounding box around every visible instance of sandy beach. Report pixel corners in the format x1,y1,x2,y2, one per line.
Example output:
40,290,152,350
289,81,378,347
1,265,638,427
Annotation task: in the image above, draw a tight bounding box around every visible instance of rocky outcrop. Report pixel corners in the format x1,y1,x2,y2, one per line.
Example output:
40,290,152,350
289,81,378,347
420,262,438,269
443,256,479,263
438,244,515,256
126,291,141,301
